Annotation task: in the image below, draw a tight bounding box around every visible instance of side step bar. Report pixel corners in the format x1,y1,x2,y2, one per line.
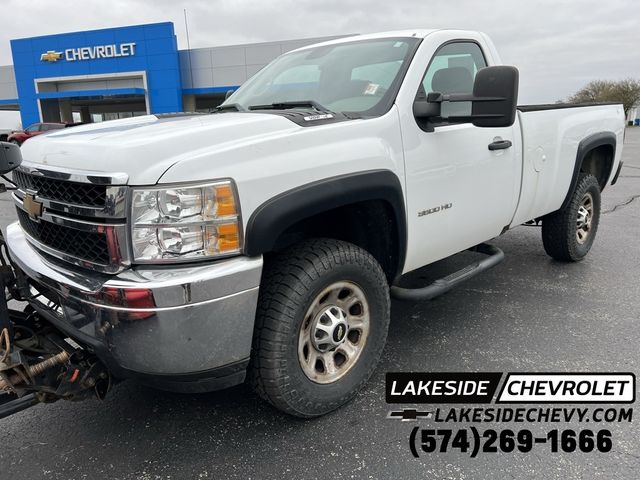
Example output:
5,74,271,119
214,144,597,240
390,243,505,301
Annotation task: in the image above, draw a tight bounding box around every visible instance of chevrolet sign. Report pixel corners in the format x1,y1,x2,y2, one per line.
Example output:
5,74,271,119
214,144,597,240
40,43,136,63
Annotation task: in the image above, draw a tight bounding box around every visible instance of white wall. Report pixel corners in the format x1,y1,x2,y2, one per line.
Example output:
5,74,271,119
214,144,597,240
0,66,17,100
0,111,20,130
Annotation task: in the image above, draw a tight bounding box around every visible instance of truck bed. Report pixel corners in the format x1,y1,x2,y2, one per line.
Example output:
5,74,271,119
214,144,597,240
510,103,625,226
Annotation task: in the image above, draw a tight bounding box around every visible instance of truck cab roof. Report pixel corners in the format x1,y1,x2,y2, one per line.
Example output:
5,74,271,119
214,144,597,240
289,29,487,53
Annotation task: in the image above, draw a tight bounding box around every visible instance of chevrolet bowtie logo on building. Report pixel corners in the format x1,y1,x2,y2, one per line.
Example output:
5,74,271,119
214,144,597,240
40,50,63,62
23,194,43,221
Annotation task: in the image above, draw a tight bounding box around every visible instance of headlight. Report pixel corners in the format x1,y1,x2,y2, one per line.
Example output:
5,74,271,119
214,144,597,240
131,180,242,263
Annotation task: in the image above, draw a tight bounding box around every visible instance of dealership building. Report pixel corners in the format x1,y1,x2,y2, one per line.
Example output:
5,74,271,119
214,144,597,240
0,22,342,127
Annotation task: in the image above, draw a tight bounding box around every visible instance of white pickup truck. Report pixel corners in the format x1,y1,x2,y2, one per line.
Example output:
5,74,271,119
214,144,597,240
1,29,625,417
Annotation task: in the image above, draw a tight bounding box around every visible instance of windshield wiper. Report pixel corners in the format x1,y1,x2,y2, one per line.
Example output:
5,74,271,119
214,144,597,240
248,100,332,113
215,103,246,112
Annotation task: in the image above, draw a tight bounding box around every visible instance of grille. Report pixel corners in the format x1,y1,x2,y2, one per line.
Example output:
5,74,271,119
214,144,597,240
13,170,107,207
16,208,110,265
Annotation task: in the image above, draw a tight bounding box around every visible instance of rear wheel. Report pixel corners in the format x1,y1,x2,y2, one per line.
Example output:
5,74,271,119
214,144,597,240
542,173,601,261
250,238,390,417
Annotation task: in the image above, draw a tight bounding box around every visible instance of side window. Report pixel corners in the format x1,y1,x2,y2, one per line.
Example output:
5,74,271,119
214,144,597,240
419,42,487,120
24,124,39,133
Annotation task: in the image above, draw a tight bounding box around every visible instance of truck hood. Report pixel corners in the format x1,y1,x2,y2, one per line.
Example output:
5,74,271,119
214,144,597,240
19,113,300,185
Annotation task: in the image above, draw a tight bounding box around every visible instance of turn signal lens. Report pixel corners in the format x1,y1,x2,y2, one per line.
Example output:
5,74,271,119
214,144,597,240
205,222,240,255
215,184,237,217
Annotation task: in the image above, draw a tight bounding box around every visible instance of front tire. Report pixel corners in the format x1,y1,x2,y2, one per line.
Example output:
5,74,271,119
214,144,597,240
542,173,601,261
250,238,390,417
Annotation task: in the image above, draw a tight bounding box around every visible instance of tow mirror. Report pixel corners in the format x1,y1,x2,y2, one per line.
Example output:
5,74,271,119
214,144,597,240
0,141,22,174
470,66,519,127
413,65,519,130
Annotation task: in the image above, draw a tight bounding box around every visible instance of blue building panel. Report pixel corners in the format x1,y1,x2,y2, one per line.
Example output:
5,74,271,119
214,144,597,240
10,22,183,126
147,69,181,89
143,23,175,40
114,26,146,44
146,53,181,71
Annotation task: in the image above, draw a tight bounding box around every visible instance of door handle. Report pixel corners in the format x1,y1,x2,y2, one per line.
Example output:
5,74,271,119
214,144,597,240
488,139,512,151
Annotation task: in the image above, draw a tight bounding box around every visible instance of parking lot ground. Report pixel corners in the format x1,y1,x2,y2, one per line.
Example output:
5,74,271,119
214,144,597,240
0,128,639,479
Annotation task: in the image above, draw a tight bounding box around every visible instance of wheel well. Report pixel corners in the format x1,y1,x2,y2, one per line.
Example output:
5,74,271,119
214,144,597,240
268,200,401,282
580,144,614,191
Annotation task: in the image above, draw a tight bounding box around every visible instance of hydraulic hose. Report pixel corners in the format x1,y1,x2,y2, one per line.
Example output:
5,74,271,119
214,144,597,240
0,351,70,391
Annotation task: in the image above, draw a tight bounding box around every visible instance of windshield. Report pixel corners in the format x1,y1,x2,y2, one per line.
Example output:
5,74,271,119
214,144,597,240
222,37,420,118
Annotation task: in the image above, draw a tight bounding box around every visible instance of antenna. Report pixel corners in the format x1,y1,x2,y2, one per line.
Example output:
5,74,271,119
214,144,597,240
183,8,194,107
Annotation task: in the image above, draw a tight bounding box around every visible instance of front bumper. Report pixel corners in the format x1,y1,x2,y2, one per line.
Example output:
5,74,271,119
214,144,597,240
5,222,263,391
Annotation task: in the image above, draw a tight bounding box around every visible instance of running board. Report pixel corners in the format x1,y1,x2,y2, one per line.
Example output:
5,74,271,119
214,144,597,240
390,243,505,301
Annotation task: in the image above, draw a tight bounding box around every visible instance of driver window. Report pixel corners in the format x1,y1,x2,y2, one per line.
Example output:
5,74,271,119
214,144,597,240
419,42,487,120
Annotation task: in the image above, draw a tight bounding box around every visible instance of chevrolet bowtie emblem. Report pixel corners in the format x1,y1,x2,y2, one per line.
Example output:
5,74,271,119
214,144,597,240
23,194,43,220
386,409,433,421
40,50,63,62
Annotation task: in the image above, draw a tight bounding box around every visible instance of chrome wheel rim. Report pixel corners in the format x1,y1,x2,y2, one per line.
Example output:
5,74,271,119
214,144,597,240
576,192,594,244
298,281,370,384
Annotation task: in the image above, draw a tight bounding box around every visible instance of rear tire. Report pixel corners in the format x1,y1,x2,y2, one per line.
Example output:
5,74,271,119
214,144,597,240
250,238,390,417
541,173,601,261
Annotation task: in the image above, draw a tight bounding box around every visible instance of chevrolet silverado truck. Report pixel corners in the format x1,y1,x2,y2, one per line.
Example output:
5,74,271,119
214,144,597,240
0,29,625,418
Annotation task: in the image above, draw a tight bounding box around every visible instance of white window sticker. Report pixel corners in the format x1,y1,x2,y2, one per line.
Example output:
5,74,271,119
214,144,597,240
363,83,380,95
303,114,334,121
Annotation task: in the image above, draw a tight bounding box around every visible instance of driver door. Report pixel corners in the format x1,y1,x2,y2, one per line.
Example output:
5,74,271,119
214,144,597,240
400,41,521,272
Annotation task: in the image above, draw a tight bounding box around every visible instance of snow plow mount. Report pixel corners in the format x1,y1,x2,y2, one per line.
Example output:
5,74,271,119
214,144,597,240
0,232,111,420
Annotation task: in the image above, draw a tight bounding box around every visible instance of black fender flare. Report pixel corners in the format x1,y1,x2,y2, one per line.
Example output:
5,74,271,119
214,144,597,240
244,169,407,276
560,131,616,211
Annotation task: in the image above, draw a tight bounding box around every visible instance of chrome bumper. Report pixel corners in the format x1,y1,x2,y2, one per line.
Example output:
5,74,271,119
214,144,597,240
5,222,262,386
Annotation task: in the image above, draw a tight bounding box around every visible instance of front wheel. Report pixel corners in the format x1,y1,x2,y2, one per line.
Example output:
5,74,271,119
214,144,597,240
542,173,601,261
250,239,390,417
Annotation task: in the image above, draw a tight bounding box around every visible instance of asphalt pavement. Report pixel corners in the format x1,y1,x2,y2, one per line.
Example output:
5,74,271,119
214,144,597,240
0,129,639,479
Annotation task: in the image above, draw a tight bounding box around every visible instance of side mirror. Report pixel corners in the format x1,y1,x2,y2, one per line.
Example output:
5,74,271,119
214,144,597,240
412,65,519,129
413,99,440,119
470,66,519,128
0,141,22,174
225,89,235,100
